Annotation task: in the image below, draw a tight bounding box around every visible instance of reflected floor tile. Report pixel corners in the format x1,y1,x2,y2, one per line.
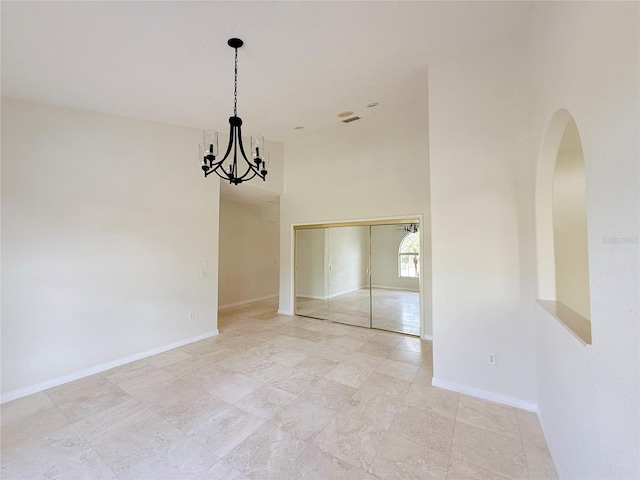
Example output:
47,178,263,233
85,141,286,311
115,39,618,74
1,425,115,480
369,431,449,480
450,421,527,480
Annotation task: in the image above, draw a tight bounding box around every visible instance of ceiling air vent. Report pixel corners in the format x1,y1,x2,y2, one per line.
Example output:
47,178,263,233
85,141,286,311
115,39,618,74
342,116,361,124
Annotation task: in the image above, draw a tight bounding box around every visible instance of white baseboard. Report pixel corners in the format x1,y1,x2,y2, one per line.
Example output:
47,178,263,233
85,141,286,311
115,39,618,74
278,309,293,316
431,377,538,412
1,329,219,404
218,294,278,310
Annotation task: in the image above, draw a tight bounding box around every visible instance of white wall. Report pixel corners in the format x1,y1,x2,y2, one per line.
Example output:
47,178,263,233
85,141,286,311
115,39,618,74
218,198,279,307
371,225,419,291
279,95,432,337
553,149,590,319
327,226,369,297
529,2,639,478
428,39,537,406
1,98,220,399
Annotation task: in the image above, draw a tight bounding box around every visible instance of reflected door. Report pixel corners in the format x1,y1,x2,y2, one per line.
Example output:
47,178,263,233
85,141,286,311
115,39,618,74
295,228,329,319
370,224,420,335
327,226,371,327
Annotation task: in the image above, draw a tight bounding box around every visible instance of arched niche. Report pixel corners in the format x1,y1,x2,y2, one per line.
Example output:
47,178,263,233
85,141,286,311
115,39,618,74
536,109,592,344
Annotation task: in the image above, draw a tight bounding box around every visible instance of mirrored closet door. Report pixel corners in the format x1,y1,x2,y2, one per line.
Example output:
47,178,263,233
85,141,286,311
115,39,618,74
295,227,329,320
370,224,420,335
295,220,420,336
327,226,370,328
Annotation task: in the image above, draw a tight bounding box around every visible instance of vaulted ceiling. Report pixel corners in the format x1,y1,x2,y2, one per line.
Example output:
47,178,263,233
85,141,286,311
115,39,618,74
2,1,531,142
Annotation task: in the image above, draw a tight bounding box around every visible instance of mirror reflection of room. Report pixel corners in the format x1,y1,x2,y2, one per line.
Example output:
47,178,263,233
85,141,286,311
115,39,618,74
294,221,420,336
371,223,420,335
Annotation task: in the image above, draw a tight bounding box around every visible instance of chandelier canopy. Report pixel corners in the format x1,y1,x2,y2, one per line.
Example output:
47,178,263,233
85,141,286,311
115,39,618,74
200,38,268,185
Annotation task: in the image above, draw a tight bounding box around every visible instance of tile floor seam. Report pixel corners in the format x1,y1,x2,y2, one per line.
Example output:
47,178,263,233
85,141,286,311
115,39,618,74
516,410,533,480
70,422,120,480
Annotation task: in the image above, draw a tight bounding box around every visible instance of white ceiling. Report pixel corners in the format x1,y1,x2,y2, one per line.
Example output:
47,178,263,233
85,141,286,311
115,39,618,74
1,1,531,143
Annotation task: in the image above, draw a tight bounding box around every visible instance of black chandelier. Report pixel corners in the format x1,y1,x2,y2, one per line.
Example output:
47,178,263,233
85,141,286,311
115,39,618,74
200,38,268,185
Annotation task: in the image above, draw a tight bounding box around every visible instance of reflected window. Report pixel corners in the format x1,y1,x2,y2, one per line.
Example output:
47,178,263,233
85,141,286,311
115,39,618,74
399,232,419,278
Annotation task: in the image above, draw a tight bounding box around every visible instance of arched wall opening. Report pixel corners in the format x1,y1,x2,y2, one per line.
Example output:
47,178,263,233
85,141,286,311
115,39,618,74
536,109,592,344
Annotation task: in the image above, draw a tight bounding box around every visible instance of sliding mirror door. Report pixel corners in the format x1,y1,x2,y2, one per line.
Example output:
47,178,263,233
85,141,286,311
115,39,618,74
327,226,370,328
370,224,420,335
295,228,329,319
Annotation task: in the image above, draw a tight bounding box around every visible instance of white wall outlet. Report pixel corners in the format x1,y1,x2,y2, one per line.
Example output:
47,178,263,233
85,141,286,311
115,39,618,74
188,312,194,321
488,353,496,365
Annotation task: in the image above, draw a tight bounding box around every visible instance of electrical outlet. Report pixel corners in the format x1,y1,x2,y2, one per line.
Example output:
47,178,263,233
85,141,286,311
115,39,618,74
488,353,496,365
188,312,194,321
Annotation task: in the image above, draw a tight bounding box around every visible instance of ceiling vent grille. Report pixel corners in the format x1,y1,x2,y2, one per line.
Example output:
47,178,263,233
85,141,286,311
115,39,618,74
342,116,361,124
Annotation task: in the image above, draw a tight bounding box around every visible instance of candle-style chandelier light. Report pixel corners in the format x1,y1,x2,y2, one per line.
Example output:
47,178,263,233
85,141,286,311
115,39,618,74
200,38,268,185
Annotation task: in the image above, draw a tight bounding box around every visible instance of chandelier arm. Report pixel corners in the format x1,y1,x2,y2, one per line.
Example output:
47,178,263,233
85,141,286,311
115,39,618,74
216,122,236,167
235,159,261,181
213,167,233,182
237,168,259,183
235,124,262,180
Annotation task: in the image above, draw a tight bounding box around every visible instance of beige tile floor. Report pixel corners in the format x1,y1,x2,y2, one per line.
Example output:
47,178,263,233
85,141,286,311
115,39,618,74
1,298,557,479
296,288,420,336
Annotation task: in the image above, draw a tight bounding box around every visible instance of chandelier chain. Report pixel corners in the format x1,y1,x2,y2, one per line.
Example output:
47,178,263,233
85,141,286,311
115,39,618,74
233,47,238,116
